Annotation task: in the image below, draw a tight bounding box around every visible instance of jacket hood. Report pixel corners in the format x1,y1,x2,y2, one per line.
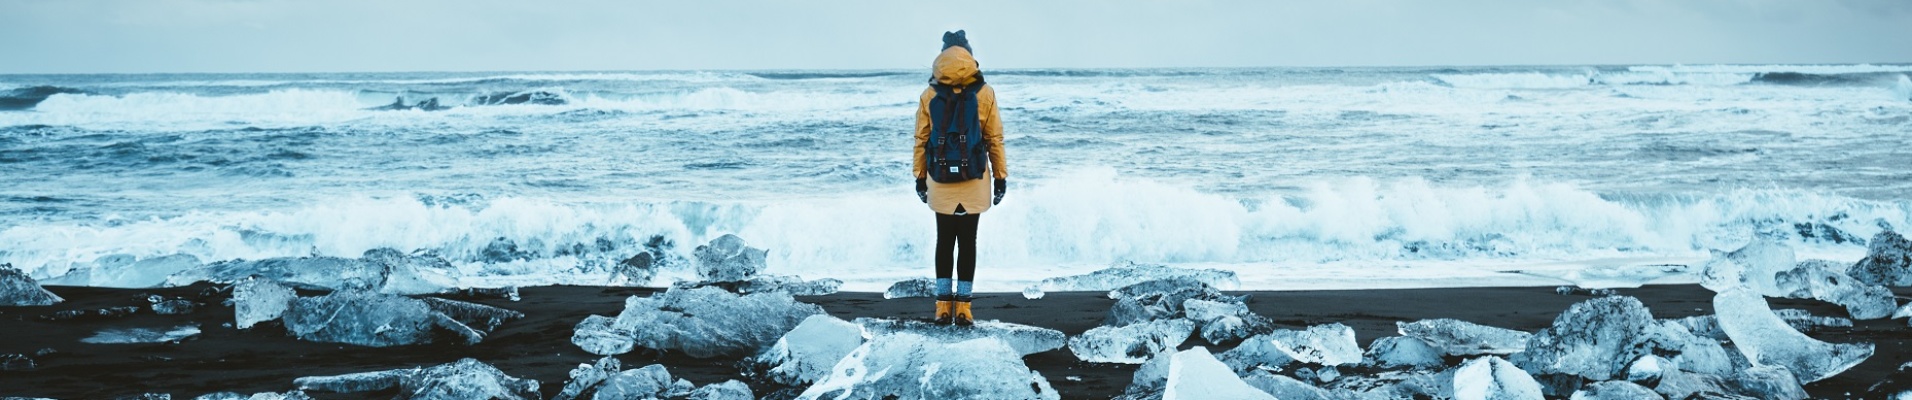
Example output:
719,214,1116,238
932,46,980,87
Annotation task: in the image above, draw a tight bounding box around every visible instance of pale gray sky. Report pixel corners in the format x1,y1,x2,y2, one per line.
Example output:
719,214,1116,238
2,0,1909,74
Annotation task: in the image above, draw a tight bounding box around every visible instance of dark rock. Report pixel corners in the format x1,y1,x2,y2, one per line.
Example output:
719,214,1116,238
1849,230,1912,286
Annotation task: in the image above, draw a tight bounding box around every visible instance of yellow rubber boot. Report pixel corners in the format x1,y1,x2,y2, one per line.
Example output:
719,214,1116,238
934,295,955,325
953,296,974,326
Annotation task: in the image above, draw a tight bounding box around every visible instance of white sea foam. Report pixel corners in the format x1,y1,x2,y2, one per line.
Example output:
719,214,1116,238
2,170,1903,291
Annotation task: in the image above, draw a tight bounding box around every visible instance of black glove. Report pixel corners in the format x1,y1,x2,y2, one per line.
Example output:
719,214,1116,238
915,178,928,203
992,178,1006,205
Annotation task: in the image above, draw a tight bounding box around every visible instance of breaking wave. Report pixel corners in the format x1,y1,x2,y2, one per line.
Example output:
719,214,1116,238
4,170,1904,288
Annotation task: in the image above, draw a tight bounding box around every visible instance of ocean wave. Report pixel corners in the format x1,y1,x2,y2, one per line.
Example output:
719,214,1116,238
1627,64,1912,75
0,85,89,110
3,170,1904,288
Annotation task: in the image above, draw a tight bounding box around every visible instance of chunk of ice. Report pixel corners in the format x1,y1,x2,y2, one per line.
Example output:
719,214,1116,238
1699,239,1795,294
571,315,636,356
1452,356,1543,400
1241,370,1335,400
855,317,1066,356
613,252,657,286
554,356,621,400
752,314,866,385
1106,279,1243,326
1714,289,1873,383
192,391,313,400
44,254,203,288
693,234,767,283
593,364,692,400
1365,336,1446,369
284,290,436,347
883,278,935,299
1397,318,1532,356
1027,261,1239,295
1848,230,1912,286
80,324,201,344
166,248,458,295
676,274,842,296
797,332,1059,400
688,380,753,400
149,297,196,315
584,286,823,358
233,278,295,329
297,358,539,400
1512,296,1693,381
1258,323,1363,366
1162,347,1275,400
1728,365,1808,400
1,264,63,306
1068,318,1195,364
1778,259,1897,319
1516,263,1691,289
1568,380,1660,400
1183,298,1273,344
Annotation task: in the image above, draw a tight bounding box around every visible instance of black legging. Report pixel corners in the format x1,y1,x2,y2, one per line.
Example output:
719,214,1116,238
935,212,979,282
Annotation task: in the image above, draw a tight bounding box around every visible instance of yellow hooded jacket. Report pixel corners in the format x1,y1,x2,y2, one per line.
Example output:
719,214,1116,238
914,46,1008,215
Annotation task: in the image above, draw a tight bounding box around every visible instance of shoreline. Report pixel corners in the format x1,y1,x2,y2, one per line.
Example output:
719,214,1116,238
2,284,1907,399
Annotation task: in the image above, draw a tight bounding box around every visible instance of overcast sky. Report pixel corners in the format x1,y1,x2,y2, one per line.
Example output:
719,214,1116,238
3,0,1909,74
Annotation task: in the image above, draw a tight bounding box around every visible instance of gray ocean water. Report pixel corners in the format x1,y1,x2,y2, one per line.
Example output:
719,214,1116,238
2,65,1910,288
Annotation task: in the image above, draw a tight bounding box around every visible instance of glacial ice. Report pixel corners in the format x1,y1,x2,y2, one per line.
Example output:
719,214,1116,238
283,290,515,347
43,253,202,288
1,263,63,306
613,251,657,286
80,324,202,344
687,380,753,400
1671,310,1854,341
752,314,866,385
1728,365,1808,400
234,277,294,327
1626,355,1666,382
1849,230,1912,286
555,356,621,400
1512,296,1710,381
1257,323,1363,366
149,296,196,315
1517,263,1691,289
676,274,842,296
593,364,693,400
1122,349,1176,396
1068,318,1195,364
797,332,1060,400
1161,347,1276,400
855,317,1067,356
693,234,767,282
295,358,539,400
166,248,459,295
1568,380,1660,400
1321,369,1457,400
1364,336,1447,369
1182,298,1272,344
578,286,823,358
1024,261,1240,297
193,391,314,400
883,277,935,299
1714,288,1873,383
1776,259,1895,319
1651,367,1732,400
1452,356,1543,400
1397,318,1532,356
1699,239,1795,294
1241,370,1336,400
1106,279,1244,326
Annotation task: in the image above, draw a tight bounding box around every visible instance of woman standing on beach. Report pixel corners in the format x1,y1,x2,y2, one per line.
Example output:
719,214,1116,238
914,30,1009,326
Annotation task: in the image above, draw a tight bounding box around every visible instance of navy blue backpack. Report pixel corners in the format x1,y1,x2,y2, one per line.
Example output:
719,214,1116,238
926,76,988,183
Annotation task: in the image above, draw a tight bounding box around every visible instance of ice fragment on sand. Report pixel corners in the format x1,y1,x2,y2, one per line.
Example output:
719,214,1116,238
613,251,657,285
1241,370,1336,400
1452,356,1543,400
751,314,865,385
1259,323,1363,366
1398,318,1532,356
1848,230,1912,286
1699,239,1795,294
1511,296,1727,381
797,332,1059,400
1183,298,1273,344
80,324,201,344
1,264,62,306
1777,259,1896,319
147,295,196,315
555,356,621,400
578,286,823,358
687,380,753,400
1568,380,1660,400
193,391,314,400
1068,318,1194,364
166,248,458,295
1714,288,1873,383
296,358,538,400
1365,336,1446,369
677,274,842,296
855,317,1066,356
1161,347,1275,400
593,364,693,400
234,278,296,329
1026,261,1239,295
1023,285,1045,299
44,254,203,288
693,234,767,282
284,290,514,347
882,277,934,299
1728,365,1808,400
1106,279,1244,326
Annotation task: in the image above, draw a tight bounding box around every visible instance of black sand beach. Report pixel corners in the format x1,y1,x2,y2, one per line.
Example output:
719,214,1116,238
3,284,1909,399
